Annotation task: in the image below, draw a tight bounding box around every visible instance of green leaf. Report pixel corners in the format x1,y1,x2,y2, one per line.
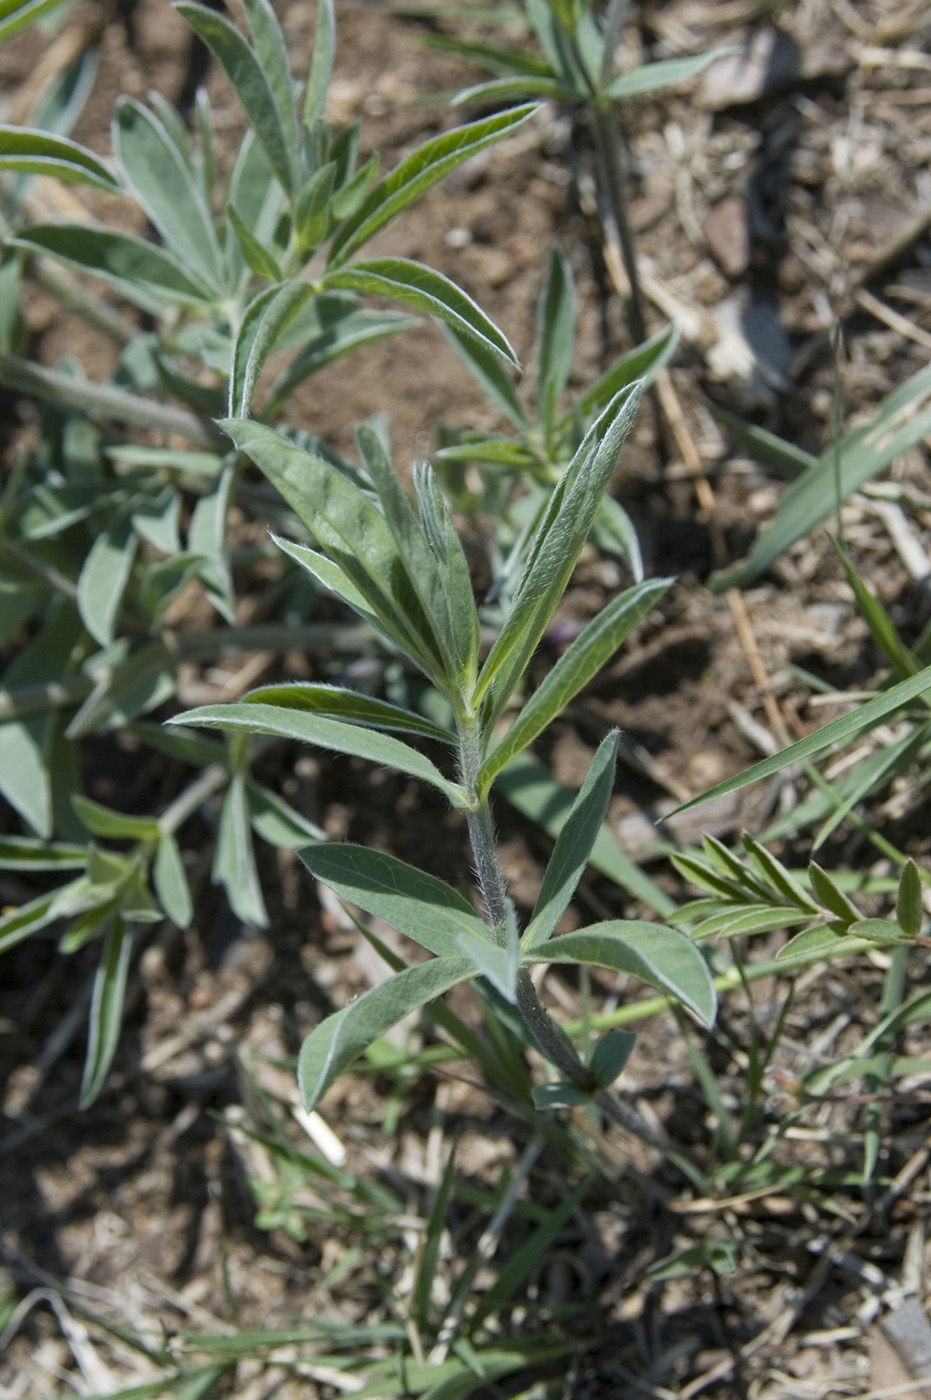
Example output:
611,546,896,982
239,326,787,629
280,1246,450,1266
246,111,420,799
741,833,820,911
808,861,861,922
293,161,334,252
0,0,70,44
454,935,517,1001
831,533,920,679
646,1237,741,1281
847,917,911,945
452,75,568,106
222,419,447,679
299,843,491,957
112,98,223,292
176,2,295,194
412,460,481,681
671,664,931,815
475,382,642,724
240,0,298,171
478,575,669,793
776,925,866,963
153,832,193,928
495,750,676,918
265,307,418,415
0,887,69,954
535,245,574,430
298,955,476,1111
14,224,213,307
897,860,923,938
130,484,181,555
440,322,527,430
67,640,177,737
712,361,931,592
226,202,283,281
244,681,453,743
327,104,538,267
245,778,325,847
524,920,716,1026
602,48,740,101
213,774,268,927
188,461,236,622
77,512,137,647
72,795,159,840
0,126,119,191
229,282,316,417
0,837,86,870
688,904,808,941
80,917,132,1108
324,258,519,366
523,730,618,950
591,493,643,582
170,703,468,807
573,323,679,422
272,534,386,637
590,1028,637,1088
304,0,335,127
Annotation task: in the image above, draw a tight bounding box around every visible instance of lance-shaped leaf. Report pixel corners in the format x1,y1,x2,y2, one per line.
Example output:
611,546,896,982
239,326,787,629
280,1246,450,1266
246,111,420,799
213,773,268,927
245,681,453,744
298,954,477,1111
536,245,575,432
80,917,132,1107
176,2,295,194
188,461,236,622
672,662,931,815
153,832,193,928
573,323,679,426
522,730,618,950
227,202,282,281
523,920,716,1026
440,322,527,430
300,843,491,956
324,258,518,366
0,126,119,191
266,306,417,416
229,282,317,417
453,75,569,106
14,225,212,307
73,795,159,841
77,513,138,648
245,778,325,847
0,0,71,43
327,104,538,267
602,48,740,101
223,419,448,680
113,98,223,292
169,703,468,807
413,460,481,681
474,382,642,725
0,837,86,870
479,574,669,794
304,0,335,128
240,0,299,169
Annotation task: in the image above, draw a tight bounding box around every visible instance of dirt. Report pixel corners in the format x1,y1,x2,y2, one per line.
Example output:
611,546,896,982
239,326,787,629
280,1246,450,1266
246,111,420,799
2,0,931,1396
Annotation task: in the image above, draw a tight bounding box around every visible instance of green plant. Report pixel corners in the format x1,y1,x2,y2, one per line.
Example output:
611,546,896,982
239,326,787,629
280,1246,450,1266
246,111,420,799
170,385,717,1115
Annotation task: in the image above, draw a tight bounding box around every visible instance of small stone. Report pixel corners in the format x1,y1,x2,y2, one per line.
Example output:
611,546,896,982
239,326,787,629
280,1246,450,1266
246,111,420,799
701,27,801,109
703,196,751,278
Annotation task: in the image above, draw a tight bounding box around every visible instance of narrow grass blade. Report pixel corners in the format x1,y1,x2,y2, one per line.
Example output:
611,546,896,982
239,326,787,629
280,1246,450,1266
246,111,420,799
80,917,132,1107
14,225,212,306
170,703,468,807
475,382,642,724
176,2,295,193
213,774,268,927
113,98,223,292
324,258,518,365
831,533,921,678
299,843,491,955
0,126,119,191
523,730,618,949
712,360,931,592
412,1140,457,1329
298,955,476,1111
229,282,316,416
671,663,931,814
602,48,740,101
326,105,538,267
245,681,453,743
478,575,669,793
524,920,716,1026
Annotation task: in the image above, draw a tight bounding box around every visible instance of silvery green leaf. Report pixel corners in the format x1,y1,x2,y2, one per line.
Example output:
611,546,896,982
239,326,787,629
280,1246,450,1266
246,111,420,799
130,484,181,555
229,282,316,417
299,843,491,957
188,462,236,622
67,640,177,737
80,917,132,1107
0,887,68,953
591,495,643,581
265,306,417,415
304,0,335,127
0,837,86,870
72,795,159,840
536,245,574,431
327,105,538,268
524,920,716,1026
244,681,453,743
153,832,192,928
440,322,527,430
240,0,299,172
245,778,325,847
176,2,295,194
454,934,517,1002
602,49,741,102
0,0,70,44
298,954,476,1111
324,258,518,366
478,576,669,793
14,225,212,307
170,703,468,807
0,126,119,191
77,513,137,647
522,731,618,950
590,1029,637,1089
475,382,642,725
213,774,268,927
573,323,679,424
113,98,223,292
226,203,282,281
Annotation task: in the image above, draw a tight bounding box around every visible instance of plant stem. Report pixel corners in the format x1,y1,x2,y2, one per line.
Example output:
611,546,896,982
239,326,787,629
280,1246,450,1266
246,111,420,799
158,763,229,836
590,102,647,344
